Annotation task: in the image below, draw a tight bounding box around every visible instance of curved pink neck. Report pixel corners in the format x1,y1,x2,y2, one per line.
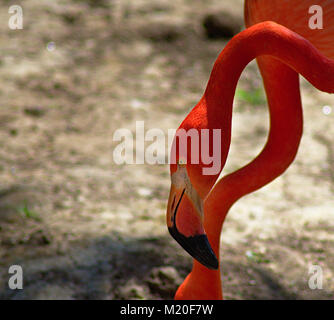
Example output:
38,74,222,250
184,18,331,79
175,21,334,300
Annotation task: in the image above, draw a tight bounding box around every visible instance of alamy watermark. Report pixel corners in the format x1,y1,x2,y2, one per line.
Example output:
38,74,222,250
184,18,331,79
309,5,323,29
8,5,23,30
308,265,323,290
112,121,222,175
8,265,23,290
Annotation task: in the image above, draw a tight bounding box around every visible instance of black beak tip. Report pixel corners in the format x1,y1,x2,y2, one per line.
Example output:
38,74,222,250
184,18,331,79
169,226,219,270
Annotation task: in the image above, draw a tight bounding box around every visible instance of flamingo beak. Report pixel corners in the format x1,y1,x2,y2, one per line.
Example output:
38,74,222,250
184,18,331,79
166,185,218,270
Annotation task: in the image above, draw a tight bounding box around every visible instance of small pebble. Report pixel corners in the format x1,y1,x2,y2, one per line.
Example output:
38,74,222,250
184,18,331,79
322,105,331,115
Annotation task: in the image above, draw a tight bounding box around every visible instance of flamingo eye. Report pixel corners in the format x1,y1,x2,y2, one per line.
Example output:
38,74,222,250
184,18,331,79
178,157,187,167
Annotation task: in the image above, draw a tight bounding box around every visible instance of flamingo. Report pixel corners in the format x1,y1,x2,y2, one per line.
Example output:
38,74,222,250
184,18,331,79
166,1,334,299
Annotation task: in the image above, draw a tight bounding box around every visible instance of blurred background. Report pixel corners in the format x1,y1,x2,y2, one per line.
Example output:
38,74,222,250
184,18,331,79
0,0,333,299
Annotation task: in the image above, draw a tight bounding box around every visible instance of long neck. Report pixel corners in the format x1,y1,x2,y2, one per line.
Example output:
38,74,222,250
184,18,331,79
204,21,334,246
205,57,303,244
202,21,333,143
175,22,334,300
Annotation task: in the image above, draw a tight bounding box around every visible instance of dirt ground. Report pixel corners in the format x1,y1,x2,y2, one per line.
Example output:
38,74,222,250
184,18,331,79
0,0,333,300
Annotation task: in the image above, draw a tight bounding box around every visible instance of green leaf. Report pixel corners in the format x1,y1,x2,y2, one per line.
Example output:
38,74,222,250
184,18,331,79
236,88,265,106
18,202,41,221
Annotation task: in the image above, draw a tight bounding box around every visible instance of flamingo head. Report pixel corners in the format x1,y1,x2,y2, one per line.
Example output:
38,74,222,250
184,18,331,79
166,161,218,270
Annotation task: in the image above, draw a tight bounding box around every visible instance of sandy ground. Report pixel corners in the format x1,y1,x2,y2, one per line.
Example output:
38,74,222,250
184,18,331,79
0,0,333,299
